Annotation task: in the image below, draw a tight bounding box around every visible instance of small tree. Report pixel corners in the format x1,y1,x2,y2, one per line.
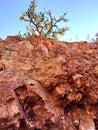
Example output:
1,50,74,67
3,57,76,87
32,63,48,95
20,0,69,39
92,32,98,43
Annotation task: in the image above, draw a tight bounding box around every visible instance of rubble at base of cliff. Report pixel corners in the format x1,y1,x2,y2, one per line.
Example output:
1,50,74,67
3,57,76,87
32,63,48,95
0,35,98,130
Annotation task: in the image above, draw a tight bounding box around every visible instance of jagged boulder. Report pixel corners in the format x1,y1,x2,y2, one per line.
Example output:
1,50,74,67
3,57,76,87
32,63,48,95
0,35,98,130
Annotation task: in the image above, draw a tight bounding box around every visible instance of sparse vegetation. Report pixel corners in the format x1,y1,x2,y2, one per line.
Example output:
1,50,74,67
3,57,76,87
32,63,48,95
20,0,69,39
92,32,98,43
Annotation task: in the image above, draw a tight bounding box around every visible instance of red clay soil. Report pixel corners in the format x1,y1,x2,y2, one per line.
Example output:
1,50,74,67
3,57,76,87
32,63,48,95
0,35,98,130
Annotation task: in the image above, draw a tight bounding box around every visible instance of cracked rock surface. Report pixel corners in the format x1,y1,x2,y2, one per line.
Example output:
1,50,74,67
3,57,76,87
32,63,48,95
0,35,98,130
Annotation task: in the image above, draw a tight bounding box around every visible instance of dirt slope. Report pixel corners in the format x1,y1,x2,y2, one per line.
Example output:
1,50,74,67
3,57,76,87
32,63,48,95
0,35,98,130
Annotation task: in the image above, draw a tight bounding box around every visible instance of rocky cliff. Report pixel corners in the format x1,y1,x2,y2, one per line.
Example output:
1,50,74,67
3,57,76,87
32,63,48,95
0,35,98,130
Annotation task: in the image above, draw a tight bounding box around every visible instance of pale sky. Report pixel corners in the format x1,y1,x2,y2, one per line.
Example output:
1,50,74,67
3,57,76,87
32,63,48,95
0,0,98,41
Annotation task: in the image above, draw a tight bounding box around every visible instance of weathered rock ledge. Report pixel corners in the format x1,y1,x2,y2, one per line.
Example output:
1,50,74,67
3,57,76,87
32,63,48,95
0,35,98,130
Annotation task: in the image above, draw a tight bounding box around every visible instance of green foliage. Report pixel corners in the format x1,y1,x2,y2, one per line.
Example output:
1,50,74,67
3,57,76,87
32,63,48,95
20,0,69,39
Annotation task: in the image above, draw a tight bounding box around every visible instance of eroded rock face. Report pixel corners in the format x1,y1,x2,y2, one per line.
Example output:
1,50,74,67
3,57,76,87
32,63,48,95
0,35,98,130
